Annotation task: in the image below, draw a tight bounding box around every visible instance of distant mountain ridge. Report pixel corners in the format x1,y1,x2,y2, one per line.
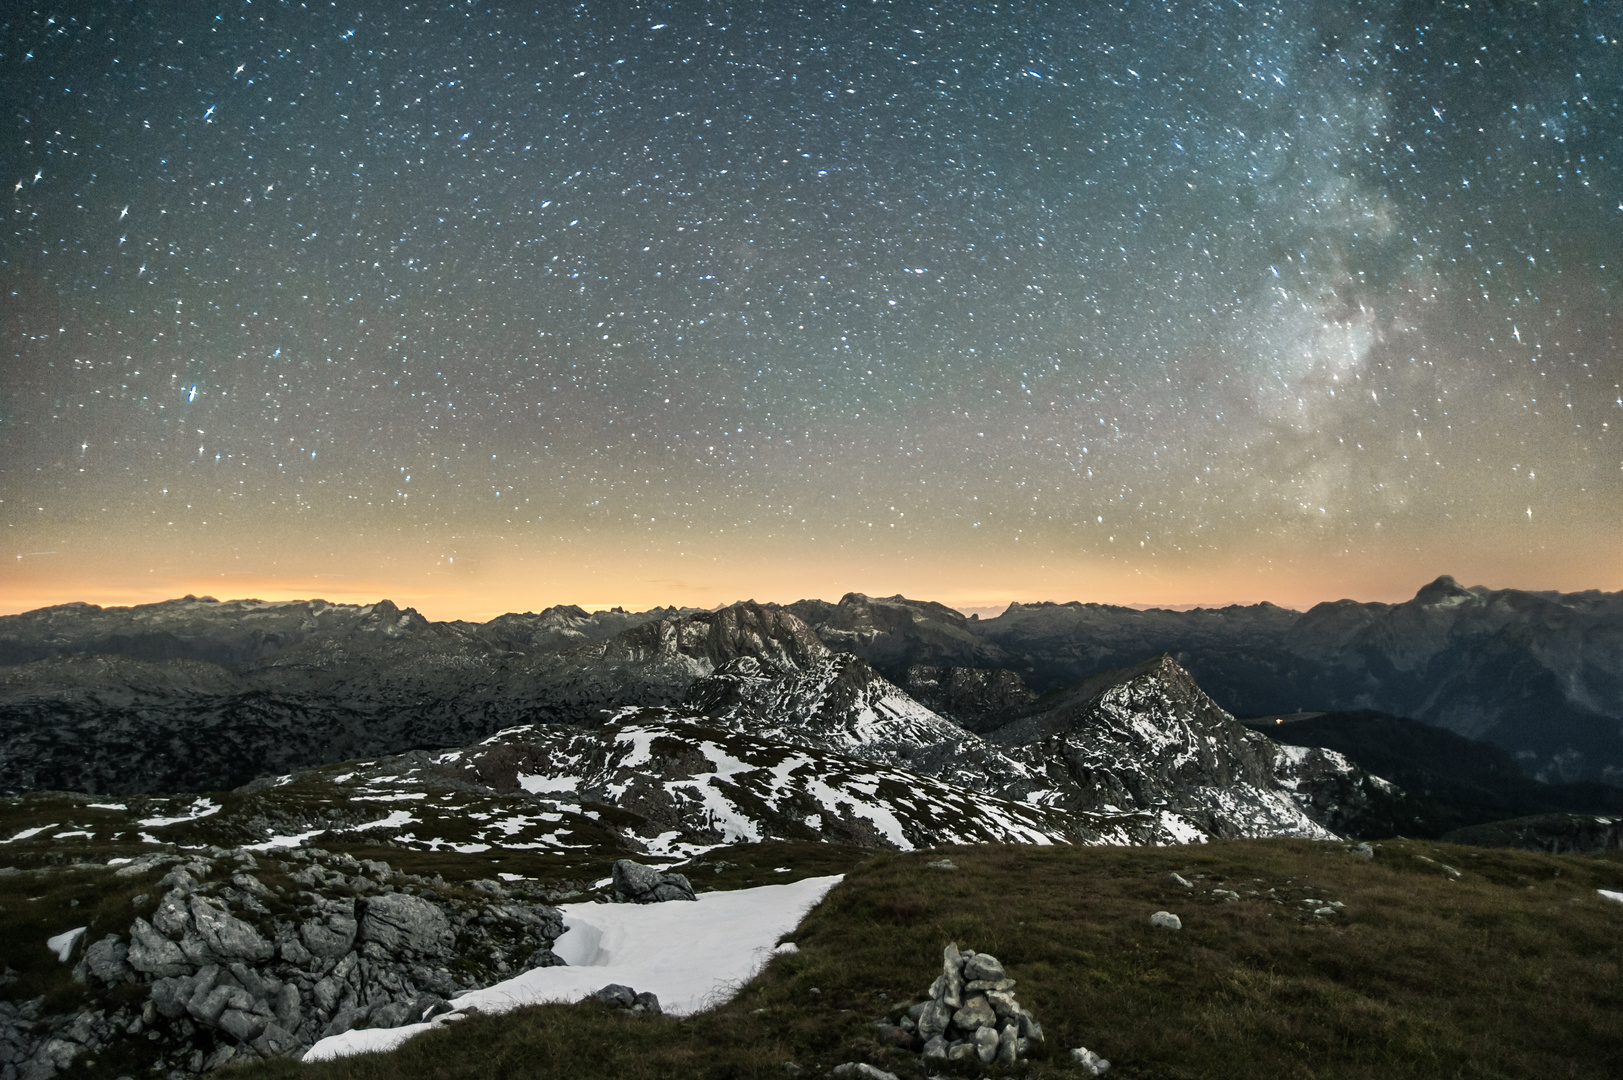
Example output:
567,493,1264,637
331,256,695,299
783,579,1623,784
1,577,1619,827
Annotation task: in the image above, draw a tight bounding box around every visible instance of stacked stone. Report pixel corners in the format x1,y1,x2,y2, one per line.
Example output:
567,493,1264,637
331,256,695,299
901,944,1044,1067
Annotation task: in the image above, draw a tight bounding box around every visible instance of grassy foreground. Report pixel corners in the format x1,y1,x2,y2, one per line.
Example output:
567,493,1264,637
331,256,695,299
236,838,1623,1080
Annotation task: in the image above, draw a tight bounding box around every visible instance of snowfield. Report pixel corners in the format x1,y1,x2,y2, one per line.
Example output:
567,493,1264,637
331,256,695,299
303,874,844,1062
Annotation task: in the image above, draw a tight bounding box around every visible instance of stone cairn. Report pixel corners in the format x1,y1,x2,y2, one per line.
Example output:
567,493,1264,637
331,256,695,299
876,944,1045,1068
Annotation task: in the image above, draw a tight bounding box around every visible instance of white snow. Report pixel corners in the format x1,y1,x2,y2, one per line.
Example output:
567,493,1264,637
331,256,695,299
1599,889,1623,906
47,926,87,962
517,773,580,795
245,829,328,852
87,803,127,811
139,798,221,828
2,824,59,843
305,874,842,1063
353,810,417,831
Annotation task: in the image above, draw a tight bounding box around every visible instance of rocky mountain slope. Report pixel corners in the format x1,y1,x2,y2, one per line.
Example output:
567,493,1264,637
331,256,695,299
0,601,818,795
786,580,1623,784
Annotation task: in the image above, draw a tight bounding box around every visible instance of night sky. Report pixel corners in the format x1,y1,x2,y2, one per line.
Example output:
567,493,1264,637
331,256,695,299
3,1,1620,619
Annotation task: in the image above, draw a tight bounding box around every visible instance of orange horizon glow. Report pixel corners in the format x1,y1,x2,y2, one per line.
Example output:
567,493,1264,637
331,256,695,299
4,527,1617,623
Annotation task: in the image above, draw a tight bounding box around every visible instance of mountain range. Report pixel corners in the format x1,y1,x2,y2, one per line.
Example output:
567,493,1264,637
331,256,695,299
2,576,1620,852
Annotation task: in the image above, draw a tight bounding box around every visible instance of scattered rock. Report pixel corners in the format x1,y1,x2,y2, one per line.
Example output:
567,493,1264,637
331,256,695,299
0,846,566,1075
830,1064,899,1080
1351,842,1374,860
1071,1045,1112,1075
1150,911,1182,930
591,983,662,1015
925,859,958,870
1169,872,1193,887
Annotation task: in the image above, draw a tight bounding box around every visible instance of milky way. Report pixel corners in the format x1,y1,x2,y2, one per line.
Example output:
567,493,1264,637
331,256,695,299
3,1,1620,616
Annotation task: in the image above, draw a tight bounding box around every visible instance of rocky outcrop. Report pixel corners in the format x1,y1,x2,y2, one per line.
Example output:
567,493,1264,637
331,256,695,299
784,593,1020,682
899,666,1039,734
611,860,696,903
3,847,563,1076
0,602,829,796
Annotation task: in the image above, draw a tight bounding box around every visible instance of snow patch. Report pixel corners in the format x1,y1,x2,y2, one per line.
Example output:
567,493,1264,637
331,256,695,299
304,874,843,1063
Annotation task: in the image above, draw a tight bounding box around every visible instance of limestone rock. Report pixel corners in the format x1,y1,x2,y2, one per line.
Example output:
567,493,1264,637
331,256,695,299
188,896,273,961
831,1064,899,1080
1071,1046,1112,1076
1150,910,1182,930
962,953,1006,983
125,919,189,978
300,912,358,958
974,1023,999,1063
81,935,132,985
611,860,697,903
952,994,996,1031
358,893,453,957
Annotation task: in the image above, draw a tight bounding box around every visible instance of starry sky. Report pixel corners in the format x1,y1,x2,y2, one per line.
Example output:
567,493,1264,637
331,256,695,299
3,0,1620,620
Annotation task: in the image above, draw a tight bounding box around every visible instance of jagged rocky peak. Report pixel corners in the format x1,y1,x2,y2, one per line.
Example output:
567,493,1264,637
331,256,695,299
602,601,829,672
902,665,1040,734
785,593,1019,681
995,653,1233,743
1412,574,1481,607
683,651,961,748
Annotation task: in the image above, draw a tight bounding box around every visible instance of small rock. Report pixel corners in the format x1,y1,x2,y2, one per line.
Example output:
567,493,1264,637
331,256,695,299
1169,872,1193,887
920,1034,949,1060
925,859,957,870
1314,906,1337,917
961,952,1005,983
1150,911,1182,930
593,984,636,1008
830,1064,899,1080
973,1024,999,1064
952,994,996,1031
1071,1045,1112,1075
612,860,697,903
917,999,951,1039
782,1064,805,1077
1351,842,1374,860
996,1021,1019,1066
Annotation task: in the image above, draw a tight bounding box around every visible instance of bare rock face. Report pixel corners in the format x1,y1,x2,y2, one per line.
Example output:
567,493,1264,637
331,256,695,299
7,847,567,1075
358,893,454,957
900,665,1039,734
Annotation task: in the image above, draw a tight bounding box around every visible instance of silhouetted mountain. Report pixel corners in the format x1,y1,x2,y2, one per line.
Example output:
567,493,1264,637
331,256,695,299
960,577,1623,783
1248,709,1623,837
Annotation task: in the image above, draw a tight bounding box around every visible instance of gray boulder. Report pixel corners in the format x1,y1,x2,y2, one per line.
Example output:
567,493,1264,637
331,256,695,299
79,935,132,985
611,860,697,903
952,994,995,1031
962,952,1006,983
188,896,272,961
358,894,453,957
1150,910,1182,930
125,919,189,978
300,912,358,958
